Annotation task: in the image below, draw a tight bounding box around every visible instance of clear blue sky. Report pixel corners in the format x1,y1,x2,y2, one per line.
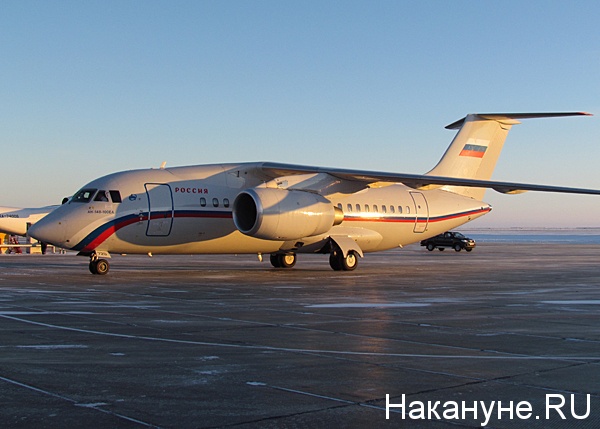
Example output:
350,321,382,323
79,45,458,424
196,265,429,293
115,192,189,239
1,1,599,227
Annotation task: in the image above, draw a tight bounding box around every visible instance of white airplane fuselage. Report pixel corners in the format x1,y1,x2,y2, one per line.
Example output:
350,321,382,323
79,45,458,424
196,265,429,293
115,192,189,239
27,112,597,274
31,163,490,256
0,206,57,236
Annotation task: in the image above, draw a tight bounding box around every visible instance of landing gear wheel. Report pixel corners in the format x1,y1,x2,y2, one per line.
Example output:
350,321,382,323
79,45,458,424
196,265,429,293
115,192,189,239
329,249,358,271
329,250,342,271
454,244,462,252
270,253,281,268
89,258,110,275
270,253,296,269
278,253,296,268
95,259,110,275
89,261,98,274
342,251,358,271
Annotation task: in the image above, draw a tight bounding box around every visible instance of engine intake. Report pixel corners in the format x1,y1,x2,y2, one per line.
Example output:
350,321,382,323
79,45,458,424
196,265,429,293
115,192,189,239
233,188,342,240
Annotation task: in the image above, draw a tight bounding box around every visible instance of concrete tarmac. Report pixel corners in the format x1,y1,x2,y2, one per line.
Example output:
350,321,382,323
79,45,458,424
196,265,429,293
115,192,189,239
0,243,599,428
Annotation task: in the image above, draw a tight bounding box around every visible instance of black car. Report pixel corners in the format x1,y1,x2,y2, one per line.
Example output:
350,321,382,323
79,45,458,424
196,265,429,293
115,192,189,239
420,231,476,252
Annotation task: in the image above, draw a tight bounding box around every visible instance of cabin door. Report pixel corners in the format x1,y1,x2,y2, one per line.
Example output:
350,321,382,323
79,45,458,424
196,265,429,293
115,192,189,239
410,192,429,233
145,183,174,236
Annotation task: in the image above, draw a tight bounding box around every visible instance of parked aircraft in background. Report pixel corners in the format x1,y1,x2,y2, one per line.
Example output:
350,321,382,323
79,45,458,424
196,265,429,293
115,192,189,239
28,112,598,275
0,206,57,236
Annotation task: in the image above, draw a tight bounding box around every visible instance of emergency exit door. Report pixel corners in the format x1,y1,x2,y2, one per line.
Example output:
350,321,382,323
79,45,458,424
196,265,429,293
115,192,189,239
145,183,174,236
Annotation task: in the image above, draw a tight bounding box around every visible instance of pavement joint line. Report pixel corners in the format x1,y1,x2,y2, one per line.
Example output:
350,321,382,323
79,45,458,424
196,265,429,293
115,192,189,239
2,313,600,361
0,374,162,428
264,383,406,415
3,300,599,360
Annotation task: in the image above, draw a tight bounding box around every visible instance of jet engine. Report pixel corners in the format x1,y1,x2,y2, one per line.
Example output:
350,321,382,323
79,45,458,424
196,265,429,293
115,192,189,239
233,188,343,240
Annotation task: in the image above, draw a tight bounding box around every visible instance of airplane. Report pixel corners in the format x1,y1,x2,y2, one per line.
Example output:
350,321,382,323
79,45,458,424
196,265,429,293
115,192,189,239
0,206,58,236
27,112,599,275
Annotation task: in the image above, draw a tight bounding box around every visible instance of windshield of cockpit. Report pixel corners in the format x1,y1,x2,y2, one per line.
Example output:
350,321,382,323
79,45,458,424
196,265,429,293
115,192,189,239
70,189,122,203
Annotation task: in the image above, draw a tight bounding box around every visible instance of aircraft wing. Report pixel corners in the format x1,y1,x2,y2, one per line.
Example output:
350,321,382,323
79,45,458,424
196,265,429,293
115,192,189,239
259,162,600,196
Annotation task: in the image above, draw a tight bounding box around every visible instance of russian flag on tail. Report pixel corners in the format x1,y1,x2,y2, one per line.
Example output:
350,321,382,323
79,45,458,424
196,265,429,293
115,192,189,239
459,144,487,158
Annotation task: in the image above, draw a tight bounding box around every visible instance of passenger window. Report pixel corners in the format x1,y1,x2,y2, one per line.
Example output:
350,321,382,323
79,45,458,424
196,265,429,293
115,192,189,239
337,203,342,210
109,190,122,203
373,205,378,212
382,205,386,213
347,203,352,212
212,198,219,207
390,206,395,214
398,206,402,214
71,188,97,203
365,204,370,212
94,190,109,202
406,206,410,214
356,204,361,212
223,198,230,208
200,197,207,207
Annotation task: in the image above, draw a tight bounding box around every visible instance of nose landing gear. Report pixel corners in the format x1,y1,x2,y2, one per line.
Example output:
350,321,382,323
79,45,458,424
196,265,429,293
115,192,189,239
88,251,111,275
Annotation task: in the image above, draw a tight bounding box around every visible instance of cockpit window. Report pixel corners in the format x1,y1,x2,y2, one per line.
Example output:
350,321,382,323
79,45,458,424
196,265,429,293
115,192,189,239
94,190,110,202
71,188,97,203
109,190,122,203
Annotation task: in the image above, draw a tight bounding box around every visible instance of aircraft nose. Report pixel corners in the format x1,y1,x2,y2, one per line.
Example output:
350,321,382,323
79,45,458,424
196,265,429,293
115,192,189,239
28,218,67,247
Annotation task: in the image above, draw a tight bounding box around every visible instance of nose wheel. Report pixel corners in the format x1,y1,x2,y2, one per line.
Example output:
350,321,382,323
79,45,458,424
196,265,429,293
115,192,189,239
89,254,110,275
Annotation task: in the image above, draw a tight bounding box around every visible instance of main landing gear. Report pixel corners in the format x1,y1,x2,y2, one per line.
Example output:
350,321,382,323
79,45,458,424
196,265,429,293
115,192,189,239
89,252,110,275
269,248,359,271
329,248,358,271
269,252,297,268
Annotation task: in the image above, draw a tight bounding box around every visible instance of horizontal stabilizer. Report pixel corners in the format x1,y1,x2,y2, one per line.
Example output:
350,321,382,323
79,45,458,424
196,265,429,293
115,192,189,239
445,112,592,130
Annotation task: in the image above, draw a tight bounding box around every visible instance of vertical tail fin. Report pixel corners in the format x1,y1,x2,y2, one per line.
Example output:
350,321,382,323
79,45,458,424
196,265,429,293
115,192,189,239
426,112,591,200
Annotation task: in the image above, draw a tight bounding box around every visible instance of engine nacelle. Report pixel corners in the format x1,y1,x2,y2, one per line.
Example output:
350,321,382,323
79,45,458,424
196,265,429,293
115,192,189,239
233,188,342,240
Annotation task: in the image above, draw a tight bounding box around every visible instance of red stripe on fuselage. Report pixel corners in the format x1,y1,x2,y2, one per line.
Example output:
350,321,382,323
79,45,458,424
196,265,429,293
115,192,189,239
343,207,490,223
79,211,231,252
80,215,144,252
